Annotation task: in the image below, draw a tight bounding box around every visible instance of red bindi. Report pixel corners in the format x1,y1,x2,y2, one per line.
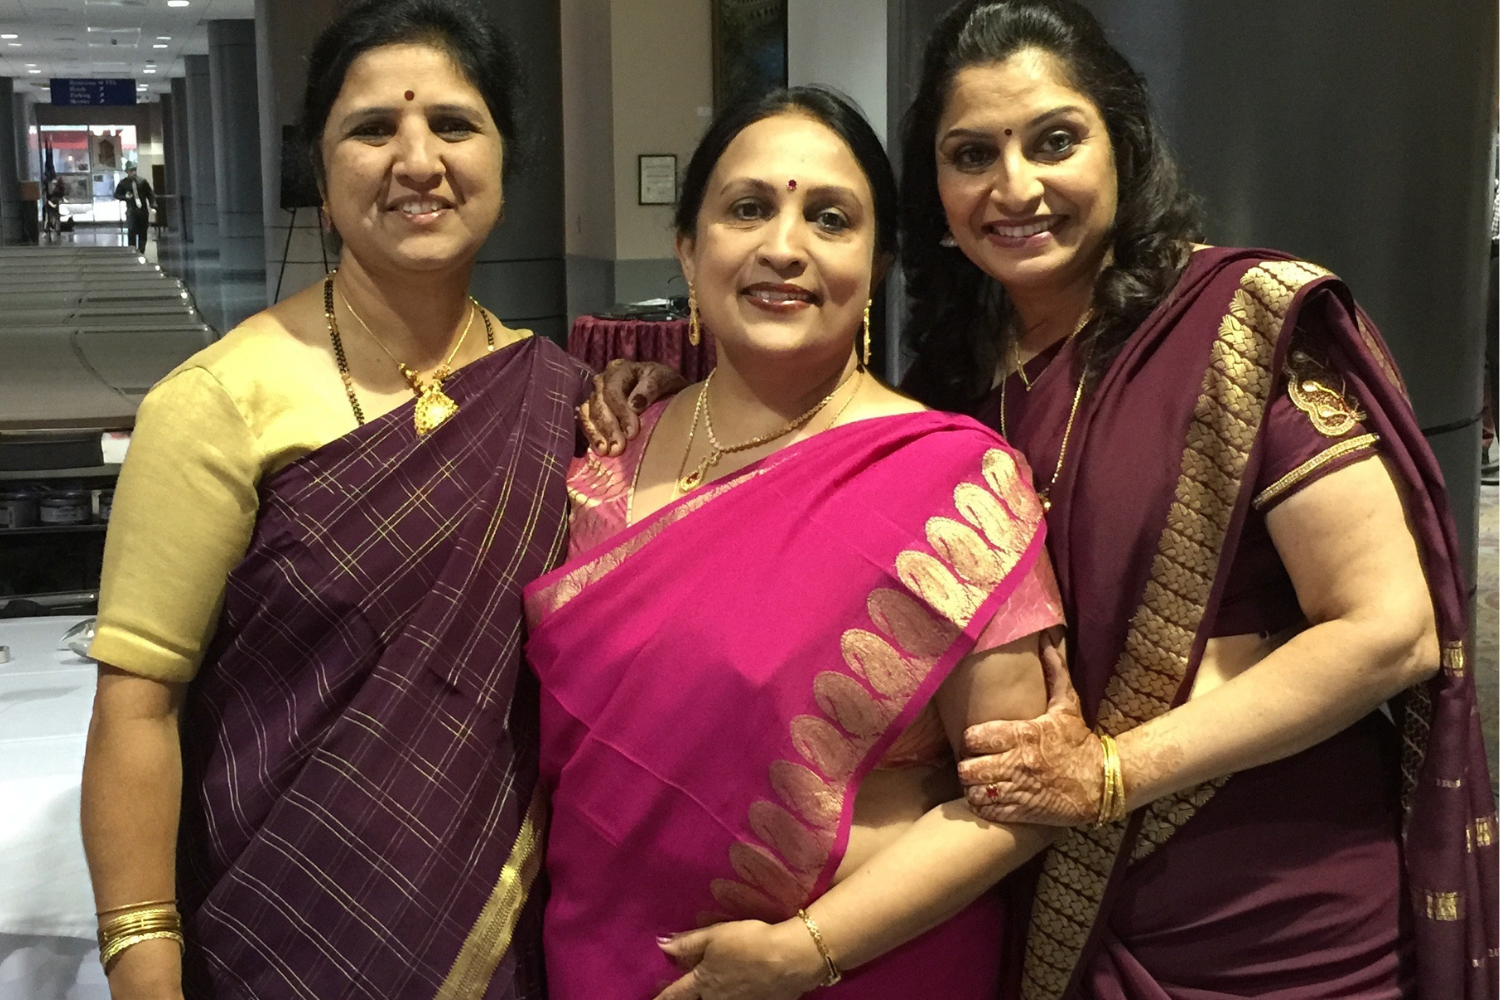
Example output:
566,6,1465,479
787,179,797,192
405,90,415,101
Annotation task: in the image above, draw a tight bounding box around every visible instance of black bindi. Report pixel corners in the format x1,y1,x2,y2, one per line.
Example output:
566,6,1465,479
1004,128,1013,136
405,90,415,101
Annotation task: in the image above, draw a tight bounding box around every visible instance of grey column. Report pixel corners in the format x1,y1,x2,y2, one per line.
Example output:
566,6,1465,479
255,0,341,303
0,78,20,244
183,54,219,253
472,0,567,344
209,20,266,287
1081,0,1497,592
159,91,177,228
170,76,193,240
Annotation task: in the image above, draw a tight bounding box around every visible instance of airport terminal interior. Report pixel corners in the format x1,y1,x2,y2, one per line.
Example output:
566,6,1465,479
0,1,1495,997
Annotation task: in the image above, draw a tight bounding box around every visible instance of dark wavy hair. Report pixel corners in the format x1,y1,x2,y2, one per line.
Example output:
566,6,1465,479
299,0,527,192
675,86,900,272
899,0,1201,414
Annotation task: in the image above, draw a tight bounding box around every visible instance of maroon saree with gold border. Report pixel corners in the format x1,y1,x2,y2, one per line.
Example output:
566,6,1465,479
175,337,589,1000
983,249,1497,999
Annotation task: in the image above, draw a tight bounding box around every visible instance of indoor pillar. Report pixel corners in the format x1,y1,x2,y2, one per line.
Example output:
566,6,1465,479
208,20,266,288
183,54,219,254
0,78,21,244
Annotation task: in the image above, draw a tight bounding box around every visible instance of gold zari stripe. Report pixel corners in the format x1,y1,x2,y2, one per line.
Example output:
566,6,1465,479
1252,433,1379,510
1442,640,1466,677
434,790,547,1000
1020,259,1331,1000
1422,890,1463,922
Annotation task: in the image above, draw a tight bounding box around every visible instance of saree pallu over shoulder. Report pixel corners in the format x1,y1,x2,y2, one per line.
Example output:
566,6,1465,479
524,412,1050,1000
1020,249,1497,999
177,337,589,1000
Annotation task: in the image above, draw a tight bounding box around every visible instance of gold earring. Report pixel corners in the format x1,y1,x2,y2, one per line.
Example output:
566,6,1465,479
688,284,701,347
861,299,872,370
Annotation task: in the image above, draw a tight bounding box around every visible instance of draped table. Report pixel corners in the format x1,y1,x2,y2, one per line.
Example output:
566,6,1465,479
0,616,109,1000
566,315,717,381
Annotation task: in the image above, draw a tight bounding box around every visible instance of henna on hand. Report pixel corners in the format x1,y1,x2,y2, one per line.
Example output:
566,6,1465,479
957,632,1104,826
583,360,687,456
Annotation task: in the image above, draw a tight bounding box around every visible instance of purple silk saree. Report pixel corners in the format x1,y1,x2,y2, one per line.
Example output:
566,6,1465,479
176,337,590,1000
983,248,1497,999
523,412,1052,999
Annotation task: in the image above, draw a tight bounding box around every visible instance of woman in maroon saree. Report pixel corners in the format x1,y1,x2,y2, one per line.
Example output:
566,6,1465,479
80,3,586,997
895,3,1497,998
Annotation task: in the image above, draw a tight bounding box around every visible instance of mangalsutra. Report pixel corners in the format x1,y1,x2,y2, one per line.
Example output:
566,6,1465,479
324,270,495,435
675,367,858,494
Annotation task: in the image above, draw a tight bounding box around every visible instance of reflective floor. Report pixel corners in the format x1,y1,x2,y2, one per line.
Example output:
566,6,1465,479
1477,479,1497,791
38,224,267,336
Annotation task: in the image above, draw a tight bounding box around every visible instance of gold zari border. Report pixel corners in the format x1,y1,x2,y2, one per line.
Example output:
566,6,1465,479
1020,259,1331,1000
1252,433,1380,511
1442,640,1466,678
434,790,547,1000
1421,890,1463,922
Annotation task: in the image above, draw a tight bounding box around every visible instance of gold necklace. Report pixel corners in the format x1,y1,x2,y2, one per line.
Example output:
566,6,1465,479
1000,310,1095,514
323,271,494,435
675,366,859,494
1011,308,1094,392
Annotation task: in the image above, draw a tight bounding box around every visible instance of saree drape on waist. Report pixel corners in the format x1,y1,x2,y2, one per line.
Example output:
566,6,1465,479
523,412,1051,999
176,338,588,1000
993,249,1497,999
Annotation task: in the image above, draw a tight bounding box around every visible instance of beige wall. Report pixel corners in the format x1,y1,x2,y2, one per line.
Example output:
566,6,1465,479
609,0,712,261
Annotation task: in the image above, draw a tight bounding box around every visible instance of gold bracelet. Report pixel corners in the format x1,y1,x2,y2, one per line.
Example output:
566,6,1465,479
1095,734,1127,826
100,930,185,973
98,904,184,973
796,908,842,986
97,898,175,918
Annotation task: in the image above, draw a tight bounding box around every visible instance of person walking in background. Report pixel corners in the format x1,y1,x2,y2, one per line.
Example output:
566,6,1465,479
113,163,154,253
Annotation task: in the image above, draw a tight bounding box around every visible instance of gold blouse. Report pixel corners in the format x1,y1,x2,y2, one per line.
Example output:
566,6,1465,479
90,317,529,683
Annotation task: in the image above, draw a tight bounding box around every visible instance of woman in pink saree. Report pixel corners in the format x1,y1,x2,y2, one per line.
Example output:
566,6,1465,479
524,88,1066,998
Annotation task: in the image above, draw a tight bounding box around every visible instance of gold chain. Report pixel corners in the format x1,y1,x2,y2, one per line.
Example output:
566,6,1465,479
323,271,495,434
675,366,859,494
1000,309,1095,513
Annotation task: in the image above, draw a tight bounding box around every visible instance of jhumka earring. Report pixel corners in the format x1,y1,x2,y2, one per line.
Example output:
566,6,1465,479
688,283,701,346
861,299,872,370
939,231,958,248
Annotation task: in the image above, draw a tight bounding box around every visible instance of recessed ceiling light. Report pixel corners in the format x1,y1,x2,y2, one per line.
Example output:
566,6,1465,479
143,67,157,73
27,69,40,74
7,43,21,48
0,33,17,40
153,43,167,48
167,0,189,6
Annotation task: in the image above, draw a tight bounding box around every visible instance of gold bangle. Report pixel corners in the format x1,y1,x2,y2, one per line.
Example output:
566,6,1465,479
97,898,176,918
1095,734,1127,826
796,908,842,986
99,929,185,974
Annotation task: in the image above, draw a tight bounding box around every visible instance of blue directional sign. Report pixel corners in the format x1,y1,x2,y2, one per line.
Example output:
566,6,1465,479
49,78,138,107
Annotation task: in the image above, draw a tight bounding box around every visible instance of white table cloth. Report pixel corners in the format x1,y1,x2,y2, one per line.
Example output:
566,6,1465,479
0,616,109,999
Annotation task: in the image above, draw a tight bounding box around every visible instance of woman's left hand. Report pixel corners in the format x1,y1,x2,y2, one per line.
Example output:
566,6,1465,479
956,633,1105,826
651,919,826,1000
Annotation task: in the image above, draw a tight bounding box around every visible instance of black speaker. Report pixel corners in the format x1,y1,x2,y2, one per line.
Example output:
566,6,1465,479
279,124,323,210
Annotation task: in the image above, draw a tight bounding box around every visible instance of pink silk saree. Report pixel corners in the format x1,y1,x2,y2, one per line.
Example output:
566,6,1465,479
523,410,1054,999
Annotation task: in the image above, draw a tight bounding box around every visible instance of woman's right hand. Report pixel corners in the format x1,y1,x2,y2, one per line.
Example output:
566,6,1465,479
577,360,686,456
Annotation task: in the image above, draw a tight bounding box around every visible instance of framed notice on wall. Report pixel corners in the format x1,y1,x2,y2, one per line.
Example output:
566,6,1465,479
638,154,678,205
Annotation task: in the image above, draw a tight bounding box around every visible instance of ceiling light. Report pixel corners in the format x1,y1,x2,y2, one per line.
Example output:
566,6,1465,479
27,69,40,74
153,43,167,48
142,67,157,73
7,43,21,48
167,0,190,6
0,34,17,40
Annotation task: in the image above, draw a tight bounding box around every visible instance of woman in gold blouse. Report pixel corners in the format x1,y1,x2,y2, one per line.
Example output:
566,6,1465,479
80,2,586,998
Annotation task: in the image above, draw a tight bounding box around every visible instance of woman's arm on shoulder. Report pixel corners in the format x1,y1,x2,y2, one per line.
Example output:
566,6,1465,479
578,360,687,456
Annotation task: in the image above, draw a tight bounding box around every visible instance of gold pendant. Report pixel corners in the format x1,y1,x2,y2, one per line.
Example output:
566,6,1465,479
414,385,459,435
676,452,720,494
